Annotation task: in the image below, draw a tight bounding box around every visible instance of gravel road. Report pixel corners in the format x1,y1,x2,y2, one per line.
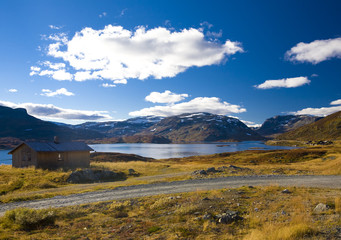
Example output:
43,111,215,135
1,175,340,215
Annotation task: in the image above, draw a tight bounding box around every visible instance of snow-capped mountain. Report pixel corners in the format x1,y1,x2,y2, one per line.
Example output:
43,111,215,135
140,112,264,142
72,116,163,137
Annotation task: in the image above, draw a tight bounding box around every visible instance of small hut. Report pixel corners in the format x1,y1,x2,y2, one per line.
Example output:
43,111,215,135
9,137,93,169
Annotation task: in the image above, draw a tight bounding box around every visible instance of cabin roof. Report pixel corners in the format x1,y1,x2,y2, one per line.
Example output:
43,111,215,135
9,141,93,154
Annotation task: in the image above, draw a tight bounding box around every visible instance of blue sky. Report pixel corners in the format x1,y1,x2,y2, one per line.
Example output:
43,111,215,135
0,0,340,126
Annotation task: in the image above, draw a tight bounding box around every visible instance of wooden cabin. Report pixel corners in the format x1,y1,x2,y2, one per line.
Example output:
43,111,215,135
9,138,93,169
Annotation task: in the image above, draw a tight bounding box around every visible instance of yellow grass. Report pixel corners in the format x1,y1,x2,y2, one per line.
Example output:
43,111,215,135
1,186,340,239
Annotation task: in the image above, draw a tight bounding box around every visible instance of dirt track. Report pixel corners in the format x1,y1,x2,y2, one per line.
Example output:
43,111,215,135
1,174,340,215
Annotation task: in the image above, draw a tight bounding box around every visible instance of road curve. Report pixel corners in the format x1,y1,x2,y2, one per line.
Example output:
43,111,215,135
1,175,340,215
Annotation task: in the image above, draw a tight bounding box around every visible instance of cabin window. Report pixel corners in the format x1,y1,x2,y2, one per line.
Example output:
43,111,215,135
58,153,63,161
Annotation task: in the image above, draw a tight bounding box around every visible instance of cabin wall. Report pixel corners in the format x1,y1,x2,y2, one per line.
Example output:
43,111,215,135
37,151,90,169
11,144,37,168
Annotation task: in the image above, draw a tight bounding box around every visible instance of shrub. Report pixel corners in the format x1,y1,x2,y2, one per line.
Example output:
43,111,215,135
147,226,162,233
2,208,56,230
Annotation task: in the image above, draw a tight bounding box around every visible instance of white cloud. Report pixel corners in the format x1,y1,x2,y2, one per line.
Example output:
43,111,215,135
145,90,188,104
35,25,242,83
49,25,62,30
119,9,127,17
330,99,341,105
255,76,310,89
113,79,127,84
40,88,74,97
8,89,18,93
42,61,66,70
102,83,116,88
240,120,261,128
0,100,111,121
38,69,73,81
99,12,107,18
291,99,341,117
285,37,341,64
129,97,246,117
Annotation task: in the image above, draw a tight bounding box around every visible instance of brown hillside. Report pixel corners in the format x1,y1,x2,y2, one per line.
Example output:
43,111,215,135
276,111,341,141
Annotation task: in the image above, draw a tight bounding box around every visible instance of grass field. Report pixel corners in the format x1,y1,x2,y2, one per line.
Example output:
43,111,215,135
1,141,341,203
0,186,340,239
0,141,340,239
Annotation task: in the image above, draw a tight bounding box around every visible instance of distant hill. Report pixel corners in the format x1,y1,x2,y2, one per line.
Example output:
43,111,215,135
0,105,103,142
256,115,321,138
276,111,341,141
139,112,264,142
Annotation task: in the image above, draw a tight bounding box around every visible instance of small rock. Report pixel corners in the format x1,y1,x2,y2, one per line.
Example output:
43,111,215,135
202,197,210,201
128,169,137,175
236,203,240,207
216,210,243,224
248,186,254,189
217,166,228,171
168,196,175,200
313,203,329,213
206,167,217,173
281,210,287,215
203,214,211,220
176,196,182,199
281,189,292,194
229,165,242,170
194,212,201,215
191,169,207,175
254,208,259,212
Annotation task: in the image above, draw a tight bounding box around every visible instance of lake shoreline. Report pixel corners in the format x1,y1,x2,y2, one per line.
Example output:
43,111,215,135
1,141,296,165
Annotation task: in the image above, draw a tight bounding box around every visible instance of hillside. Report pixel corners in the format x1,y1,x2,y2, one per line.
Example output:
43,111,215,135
256,115,321,138
0,106,103,142
276,111,341,141
139,112,264,142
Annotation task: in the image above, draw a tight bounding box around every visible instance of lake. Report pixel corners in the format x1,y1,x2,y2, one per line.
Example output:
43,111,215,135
0,150,11,165
0,141,296,165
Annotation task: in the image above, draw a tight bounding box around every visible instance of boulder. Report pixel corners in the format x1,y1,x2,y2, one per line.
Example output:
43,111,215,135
313,203,329,213
67,169,125,183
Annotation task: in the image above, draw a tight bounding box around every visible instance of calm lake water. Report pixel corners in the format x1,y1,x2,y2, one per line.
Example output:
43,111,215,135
0,150,11,165
0,141,296,165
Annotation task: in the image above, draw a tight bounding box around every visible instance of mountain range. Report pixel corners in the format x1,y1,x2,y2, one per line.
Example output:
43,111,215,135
1,105,340,146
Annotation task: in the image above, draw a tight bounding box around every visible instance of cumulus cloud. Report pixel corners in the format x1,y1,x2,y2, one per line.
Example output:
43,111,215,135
285,37,341,64
8,89,18,93
145,90,188,104
0,100,111,121
102,83,116,88
38,69,73,81
30,60,72,81
40,88,74,97
129,97,246,117
330,99,341,105
49,25,62,30
255,76,310,89
291,99,341,117
33,25,243,84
